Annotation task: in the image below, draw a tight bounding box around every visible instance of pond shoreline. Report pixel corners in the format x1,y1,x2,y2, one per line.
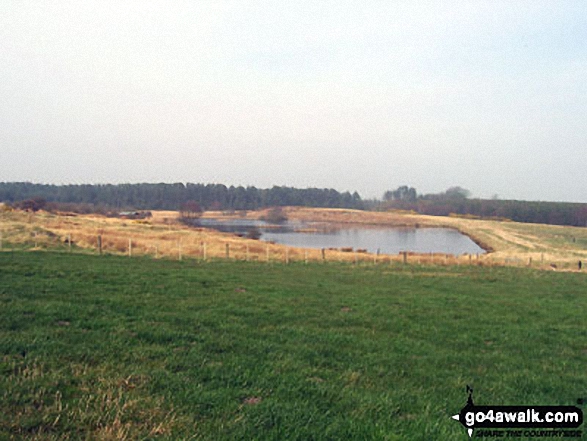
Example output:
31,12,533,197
194,215,487,256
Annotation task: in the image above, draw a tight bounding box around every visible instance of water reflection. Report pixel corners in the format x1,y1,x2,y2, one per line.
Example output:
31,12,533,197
196,218,485,255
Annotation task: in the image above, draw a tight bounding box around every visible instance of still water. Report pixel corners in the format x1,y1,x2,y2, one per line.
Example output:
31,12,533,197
197,218,485,255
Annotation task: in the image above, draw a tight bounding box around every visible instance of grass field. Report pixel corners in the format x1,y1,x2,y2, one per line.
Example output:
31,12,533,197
1,252,586,440
2,206,586,269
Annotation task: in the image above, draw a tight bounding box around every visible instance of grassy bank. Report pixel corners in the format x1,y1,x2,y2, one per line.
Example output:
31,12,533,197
1,252,586,439
282,207,587,267
3,206,587,269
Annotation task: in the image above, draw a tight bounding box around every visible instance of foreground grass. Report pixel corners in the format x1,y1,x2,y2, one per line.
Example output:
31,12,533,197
1,252,586,440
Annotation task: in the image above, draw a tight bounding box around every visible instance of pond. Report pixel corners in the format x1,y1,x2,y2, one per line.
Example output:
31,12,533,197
196,218,486,255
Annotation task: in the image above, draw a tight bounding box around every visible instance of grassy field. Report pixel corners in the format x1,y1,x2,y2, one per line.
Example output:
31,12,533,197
1,206,586,269
1,252,586,440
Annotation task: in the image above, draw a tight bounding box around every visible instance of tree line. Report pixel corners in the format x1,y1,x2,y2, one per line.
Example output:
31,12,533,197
380,186,587,227
0,182,364,212
2,182,585,227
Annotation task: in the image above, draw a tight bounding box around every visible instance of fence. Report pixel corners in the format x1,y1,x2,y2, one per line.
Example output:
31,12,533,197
0,229,583,271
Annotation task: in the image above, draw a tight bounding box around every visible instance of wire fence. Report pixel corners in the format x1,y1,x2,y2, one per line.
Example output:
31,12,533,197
0,229,583,271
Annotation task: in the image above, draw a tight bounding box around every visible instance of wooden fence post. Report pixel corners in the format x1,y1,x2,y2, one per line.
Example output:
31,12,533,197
402,251,407,264
68,234,72,252
179,240,182,261
203,242,207,261
304,250,308,264
128,238,132,257
225,243,229,259
321,248,325,262
97,235,102,255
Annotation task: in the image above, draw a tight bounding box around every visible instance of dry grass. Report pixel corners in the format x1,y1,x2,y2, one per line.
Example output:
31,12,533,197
1,207,585,269
0,209,343,264
267,207,587,269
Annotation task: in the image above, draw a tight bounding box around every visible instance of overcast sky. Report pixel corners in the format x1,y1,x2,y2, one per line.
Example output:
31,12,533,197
1,1,586,202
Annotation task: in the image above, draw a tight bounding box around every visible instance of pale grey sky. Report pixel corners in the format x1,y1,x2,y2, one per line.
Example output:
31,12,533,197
1,1,586,202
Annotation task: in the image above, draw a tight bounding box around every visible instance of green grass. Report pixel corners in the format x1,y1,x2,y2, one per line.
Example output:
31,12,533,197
1,252,586,440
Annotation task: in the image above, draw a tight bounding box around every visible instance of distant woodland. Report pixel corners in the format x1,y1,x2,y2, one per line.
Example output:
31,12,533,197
1,182,586,227
0,182,364,212
380,186,587,227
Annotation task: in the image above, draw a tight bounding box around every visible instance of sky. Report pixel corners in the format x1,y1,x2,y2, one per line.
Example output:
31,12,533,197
1,1,586,202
